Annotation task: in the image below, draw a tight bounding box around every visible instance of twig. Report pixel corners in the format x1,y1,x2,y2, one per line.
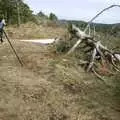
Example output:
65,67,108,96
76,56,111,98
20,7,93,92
111,59,120,72
92,67,105,81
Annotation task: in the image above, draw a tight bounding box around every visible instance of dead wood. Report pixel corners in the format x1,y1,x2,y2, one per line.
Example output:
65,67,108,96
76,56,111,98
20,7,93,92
55,5,120,79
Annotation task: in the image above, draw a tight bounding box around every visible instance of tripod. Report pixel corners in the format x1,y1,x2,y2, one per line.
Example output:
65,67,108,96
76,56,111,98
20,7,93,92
3,30,23,66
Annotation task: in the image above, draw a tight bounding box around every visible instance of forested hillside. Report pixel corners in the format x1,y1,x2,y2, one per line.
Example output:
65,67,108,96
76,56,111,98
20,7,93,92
0,0,34,25
61,20,120,35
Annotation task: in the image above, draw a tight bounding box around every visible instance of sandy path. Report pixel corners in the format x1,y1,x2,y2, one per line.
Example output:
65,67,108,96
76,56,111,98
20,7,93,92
20,39,55,44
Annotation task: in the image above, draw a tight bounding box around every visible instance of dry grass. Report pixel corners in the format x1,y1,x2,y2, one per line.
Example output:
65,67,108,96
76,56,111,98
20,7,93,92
0,23,119,120
5,22,67,39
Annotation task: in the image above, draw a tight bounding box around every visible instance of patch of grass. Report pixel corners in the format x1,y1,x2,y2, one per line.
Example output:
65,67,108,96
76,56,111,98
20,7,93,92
6,22,67,39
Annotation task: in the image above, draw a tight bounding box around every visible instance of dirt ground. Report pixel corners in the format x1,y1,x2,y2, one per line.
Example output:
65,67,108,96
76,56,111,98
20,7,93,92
0,37,120,120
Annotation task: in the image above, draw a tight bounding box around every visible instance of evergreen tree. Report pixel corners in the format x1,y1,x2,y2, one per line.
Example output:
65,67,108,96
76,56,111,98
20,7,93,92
49,13,58,21
37,11,48,18
0,0,34,25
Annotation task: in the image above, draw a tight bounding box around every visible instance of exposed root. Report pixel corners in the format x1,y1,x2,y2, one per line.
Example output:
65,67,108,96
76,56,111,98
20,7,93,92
92,67,105,81
111,59,120,72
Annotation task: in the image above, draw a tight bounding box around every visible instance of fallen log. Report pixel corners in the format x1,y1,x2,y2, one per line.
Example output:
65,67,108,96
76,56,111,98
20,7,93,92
66,24,120,78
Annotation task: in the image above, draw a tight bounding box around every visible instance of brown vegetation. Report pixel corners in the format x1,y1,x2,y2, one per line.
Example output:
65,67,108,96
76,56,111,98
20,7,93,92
0,22,119,120
5,22,67,39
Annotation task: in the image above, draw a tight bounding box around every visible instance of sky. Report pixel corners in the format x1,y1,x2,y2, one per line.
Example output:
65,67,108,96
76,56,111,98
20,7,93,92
24,0,120,24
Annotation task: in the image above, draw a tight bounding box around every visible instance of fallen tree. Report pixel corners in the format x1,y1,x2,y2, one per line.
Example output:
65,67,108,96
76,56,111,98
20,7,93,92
68,25,120,74
55,5,120,80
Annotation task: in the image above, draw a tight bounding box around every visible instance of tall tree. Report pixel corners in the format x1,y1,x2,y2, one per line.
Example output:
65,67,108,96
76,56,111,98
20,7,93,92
0,0,34,25
49,13,58,21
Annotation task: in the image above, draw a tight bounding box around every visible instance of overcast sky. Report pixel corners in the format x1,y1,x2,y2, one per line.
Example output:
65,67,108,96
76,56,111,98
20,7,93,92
24,0,120,24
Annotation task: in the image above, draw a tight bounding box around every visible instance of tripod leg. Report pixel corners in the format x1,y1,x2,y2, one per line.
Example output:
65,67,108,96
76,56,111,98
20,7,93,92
3,30,23,66
1,31,3,43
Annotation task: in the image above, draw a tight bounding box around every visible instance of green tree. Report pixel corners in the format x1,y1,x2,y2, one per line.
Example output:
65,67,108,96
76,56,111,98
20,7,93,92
0,0,34,25
49,13,58,21
37,11,48,19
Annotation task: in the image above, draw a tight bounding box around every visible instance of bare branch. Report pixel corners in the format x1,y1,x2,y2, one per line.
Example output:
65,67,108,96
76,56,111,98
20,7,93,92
111,59,120,72
87,48,97,72
67,39,82,55
92,68,105,81
84,5,120,32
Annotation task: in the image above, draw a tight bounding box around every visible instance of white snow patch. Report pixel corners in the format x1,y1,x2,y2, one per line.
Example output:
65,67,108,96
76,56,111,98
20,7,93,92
21,39,55,44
